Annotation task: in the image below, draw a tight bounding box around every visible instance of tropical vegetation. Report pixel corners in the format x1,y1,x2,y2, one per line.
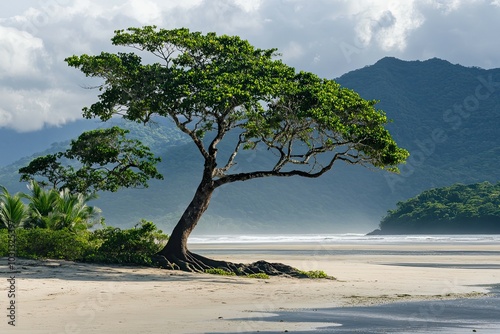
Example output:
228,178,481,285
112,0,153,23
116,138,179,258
19,126,163,195
376,181,500,234
0,186,29,230
0,182,169,265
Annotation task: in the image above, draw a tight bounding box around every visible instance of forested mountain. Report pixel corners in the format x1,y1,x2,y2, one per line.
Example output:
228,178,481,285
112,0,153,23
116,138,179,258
1,57,499,234
373,182,500,234
337,57,500,193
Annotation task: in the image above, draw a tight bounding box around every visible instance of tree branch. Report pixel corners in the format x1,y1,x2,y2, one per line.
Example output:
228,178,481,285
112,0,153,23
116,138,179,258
171,115,210,160
213,133,245,177
213,151,344,188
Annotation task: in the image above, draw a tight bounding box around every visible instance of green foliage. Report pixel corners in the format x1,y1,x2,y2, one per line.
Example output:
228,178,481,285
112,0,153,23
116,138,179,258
0,183,168,266
51,189,102,232
299,270,330,279
65,26,407,182
54,26,410,249
0,229,8,255
14,228,94,260
0,187,29,229
246,273,270,279
0,220,169,265
22,181,102,232
87,220,169,265
244,71,409,173
204,268,236,276
380,181,500,233
24,180,61,229
18,154,68,190
19,127,163,195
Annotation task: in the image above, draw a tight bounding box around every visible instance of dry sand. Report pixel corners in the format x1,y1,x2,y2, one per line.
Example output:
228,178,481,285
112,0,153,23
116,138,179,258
1,242,499,333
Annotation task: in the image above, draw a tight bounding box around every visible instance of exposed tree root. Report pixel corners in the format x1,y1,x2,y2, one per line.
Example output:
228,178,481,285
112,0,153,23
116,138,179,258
152,251,312,278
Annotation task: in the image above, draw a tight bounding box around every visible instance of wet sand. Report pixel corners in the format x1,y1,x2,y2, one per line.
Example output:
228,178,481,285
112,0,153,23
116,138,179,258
216,291,500,333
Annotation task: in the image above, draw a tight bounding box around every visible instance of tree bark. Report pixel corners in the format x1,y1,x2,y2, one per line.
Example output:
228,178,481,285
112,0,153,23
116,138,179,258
157,176,214,261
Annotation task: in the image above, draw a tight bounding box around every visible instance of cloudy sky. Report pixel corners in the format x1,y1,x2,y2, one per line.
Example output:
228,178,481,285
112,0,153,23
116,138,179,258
1,0,499,133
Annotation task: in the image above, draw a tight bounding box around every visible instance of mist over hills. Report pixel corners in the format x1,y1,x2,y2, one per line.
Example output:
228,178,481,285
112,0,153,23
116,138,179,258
1,57,499,234
0,119,100,167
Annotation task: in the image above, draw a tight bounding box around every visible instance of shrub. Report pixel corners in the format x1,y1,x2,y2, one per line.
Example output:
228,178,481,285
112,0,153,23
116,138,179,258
15,228,94,260
87,220,169,265
0,220,168,266
205,268,236,276
246,273,270,279
0,229,8,256
299,270,330,279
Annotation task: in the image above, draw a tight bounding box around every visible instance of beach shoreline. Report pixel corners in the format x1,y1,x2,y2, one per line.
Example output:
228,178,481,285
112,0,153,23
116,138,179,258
1,240,499,333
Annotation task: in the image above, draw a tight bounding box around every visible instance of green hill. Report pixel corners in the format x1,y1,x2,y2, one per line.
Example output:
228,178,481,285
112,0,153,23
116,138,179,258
1,57,499,234
372,182,500,234
336,57,500,193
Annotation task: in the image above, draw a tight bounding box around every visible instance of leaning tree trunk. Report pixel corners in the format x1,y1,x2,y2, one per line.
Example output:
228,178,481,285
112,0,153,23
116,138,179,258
153,175,318,278
154,176,217,271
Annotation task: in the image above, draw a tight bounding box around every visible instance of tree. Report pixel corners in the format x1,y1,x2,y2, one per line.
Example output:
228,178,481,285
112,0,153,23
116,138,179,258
48,189,102,232
19,181,102,232
19,126,163,195
0,187,29,230
65,26,408,275
23,180,61,229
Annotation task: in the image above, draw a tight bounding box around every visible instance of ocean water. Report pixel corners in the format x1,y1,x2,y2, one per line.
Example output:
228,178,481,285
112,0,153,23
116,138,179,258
189,234,500,244
189,233,500,258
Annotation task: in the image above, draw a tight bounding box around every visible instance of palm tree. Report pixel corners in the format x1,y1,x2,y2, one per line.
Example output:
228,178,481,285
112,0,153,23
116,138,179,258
24,181,60,229
51,189,102,232
0,186,29,230
23,181,101,232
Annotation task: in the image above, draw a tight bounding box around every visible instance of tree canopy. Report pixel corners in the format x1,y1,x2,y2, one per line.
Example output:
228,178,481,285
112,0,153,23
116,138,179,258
63,26,408,275
19,126,163,195
66,26,407,180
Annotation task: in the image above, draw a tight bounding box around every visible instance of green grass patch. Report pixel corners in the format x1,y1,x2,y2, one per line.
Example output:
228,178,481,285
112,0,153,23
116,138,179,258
299,270,330,279
204,268,236,276
246,273,270,279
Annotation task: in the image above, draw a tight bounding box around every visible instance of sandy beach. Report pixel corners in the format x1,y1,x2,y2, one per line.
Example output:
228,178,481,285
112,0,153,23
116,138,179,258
1,240,499,333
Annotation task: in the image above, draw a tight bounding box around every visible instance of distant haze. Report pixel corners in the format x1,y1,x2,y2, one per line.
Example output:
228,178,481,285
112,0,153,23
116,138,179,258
0,119,100,166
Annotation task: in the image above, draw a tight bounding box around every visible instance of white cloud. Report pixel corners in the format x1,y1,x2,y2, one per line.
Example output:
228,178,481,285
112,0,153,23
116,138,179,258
0,26,49,78
0,87,93,132
422,0,481,13
233,0,262,12
347,1,425,51
181,0,263,32
115,0,162,25
156,0,203,11
282,41,305,61
0,0,500,132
